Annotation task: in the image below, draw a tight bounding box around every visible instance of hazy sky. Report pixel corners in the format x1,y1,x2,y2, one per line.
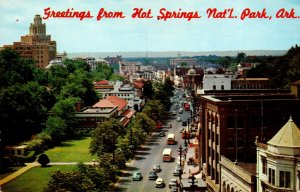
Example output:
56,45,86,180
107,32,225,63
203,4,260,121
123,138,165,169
0,0,299,53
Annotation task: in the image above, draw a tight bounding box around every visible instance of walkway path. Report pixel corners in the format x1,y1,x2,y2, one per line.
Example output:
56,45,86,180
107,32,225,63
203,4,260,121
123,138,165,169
0,161,96,186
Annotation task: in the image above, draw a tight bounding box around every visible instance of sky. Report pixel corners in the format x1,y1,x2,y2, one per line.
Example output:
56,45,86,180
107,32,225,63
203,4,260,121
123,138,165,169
0,0,299,53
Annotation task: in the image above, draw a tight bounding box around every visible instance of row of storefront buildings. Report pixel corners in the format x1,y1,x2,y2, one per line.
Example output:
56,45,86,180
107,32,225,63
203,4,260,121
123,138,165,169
191,80,300,192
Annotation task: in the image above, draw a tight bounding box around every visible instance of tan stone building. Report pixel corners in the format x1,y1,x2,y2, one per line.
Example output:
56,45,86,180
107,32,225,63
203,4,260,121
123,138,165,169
257,117,300,192
3,15,56,68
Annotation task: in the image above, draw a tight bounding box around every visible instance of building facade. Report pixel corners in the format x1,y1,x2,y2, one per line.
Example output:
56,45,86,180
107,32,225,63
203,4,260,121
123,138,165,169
198,92,300,192
256,117,300,192
3,15,57,68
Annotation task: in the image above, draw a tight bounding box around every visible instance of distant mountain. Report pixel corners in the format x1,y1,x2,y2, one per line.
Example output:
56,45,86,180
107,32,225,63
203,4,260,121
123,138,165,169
68,50,286,58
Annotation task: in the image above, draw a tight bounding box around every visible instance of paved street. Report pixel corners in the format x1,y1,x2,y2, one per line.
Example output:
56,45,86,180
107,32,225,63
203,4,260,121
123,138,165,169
119,89,193,192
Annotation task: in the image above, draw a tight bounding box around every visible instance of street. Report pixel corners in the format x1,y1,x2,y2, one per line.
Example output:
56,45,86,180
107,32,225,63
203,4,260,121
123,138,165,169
119,89,192,192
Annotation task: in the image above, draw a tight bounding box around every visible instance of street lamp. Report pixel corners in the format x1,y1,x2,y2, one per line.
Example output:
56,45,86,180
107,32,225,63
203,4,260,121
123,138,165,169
187,118,190,144
178,145,184,181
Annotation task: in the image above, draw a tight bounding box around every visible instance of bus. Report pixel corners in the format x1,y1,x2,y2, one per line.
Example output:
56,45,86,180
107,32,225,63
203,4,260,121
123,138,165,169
167,133,176,145
184,103,190,111
162,148,172,162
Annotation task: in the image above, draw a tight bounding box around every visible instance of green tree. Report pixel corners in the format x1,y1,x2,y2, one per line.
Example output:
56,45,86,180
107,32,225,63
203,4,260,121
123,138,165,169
132,112,156,134
90,119,125,164
236,52,246,63
217,56,231,68
44,115,68,142
142,80,153,100
0,48,35,87
44,170,96,192
142,100,166,121
47,65,69,97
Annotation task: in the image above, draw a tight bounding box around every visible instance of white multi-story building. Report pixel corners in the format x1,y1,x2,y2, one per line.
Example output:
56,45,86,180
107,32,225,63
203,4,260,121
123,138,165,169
119,61,141,75
202,74,235,91
257,117,300,192
170,58,197,66
100,81,144,111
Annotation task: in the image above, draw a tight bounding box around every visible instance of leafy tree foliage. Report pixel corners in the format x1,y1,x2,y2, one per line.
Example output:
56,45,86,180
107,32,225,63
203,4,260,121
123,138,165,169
47,65,69,97
45,163,119,192
44,116,68,142
142,80,154,100
142,100,166,121
63,58,91,73
131,112,156,134
90,119,125,164
0,48,35,87
37,154,50,167
91,63,114,81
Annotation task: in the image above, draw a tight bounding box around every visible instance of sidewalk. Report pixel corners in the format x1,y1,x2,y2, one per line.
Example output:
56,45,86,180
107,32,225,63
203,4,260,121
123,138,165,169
0,162,39,186
181,139,201,179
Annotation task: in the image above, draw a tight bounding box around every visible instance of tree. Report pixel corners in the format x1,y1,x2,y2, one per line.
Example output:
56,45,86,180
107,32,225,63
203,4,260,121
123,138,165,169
37,154,50,167
142,80,153,100
132,112,156,134
44,170,96,192
236,52,246,63
0,48,35,87
90,119,125,164
44,115,68,143
217,56,231,68
142,100,166,121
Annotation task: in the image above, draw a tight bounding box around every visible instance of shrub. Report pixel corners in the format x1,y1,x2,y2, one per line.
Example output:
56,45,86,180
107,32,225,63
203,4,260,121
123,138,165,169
38,153,50,167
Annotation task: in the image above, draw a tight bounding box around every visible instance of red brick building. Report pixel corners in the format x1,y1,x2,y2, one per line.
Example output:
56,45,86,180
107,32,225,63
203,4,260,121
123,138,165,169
197,91,300,191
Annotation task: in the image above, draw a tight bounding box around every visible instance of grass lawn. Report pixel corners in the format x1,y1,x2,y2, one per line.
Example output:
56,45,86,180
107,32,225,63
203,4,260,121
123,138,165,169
45,137,97,162
2,165,77,192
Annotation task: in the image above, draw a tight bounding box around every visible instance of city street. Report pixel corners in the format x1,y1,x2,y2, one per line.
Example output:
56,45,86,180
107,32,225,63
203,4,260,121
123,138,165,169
119,89,192,192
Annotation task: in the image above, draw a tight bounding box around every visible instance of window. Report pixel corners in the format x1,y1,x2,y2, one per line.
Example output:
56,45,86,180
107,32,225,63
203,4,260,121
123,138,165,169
261,157,267,174
213,85,216,90
268,168,275,185
279,171,290,188
221,85,224,90
227,136,234,148
227,116,234,128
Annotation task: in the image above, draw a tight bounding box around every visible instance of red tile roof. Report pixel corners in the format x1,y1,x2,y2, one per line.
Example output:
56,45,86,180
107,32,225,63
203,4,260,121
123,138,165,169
133,81,144,89
106,96,128,111
121,109,136,118
95,80,109,85
92,99,115,108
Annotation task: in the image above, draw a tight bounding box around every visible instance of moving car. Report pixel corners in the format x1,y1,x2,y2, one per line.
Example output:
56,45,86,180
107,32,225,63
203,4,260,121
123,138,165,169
155,178,165,188
132,171,143,181
148,171,158,180
168,178,179,188
176,117,182,122
153,164,161,172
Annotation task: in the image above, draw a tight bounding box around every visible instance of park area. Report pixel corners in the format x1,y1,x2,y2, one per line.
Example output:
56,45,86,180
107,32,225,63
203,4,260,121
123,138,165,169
1,137,96,192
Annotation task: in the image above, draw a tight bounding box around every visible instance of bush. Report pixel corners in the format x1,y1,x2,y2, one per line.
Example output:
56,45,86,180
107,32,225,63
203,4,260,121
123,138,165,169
17,151,36,163
38,153,50,167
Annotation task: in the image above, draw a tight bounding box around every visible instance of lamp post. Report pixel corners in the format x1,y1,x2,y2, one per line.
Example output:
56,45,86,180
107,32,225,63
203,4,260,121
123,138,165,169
178,145,183,181
187,118,190,144
234,109,238,165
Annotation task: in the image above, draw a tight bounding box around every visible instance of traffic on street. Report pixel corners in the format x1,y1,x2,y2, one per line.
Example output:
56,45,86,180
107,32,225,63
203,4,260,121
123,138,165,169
119,88,196,192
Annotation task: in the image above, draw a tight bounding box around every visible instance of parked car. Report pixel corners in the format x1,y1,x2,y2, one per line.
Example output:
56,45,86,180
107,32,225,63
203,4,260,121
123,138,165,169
172,111,177,115
153,164,161,172
173,165,182,176
182,121,187,126
159,131,165,137
132,171,143,181
168,178,179,188
148,171,158,180
155,177,165,188
176,117,182,122
170,186,179,192
179,127,185,133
